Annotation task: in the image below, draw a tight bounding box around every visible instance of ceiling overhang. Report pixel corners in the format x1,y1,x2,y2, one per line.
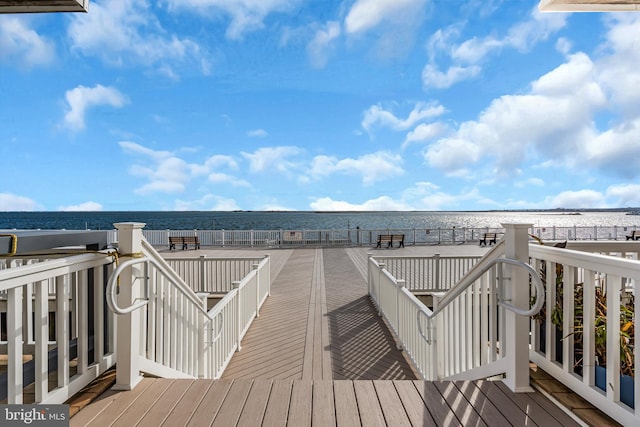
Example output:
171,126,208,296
539,0,640,11
0,0,88,13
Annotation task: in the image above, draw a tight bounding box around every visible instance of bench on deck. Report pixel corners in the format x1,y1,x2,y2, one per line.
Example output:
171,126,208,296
169,236,182,250
626,230,640,240
169,236,200,250
182,236,200,250
375,234,405,248
479,233,497,246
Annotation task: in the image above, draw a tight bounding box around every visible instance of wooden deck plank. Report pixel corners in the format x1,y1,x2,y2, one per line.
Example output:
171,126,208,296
333,380,360,427
323,249,417,381
312,381,336,427
434,380,487,427
70,389,120,427
486,380,570,426
453,381,510,427
393,380,437,426
184,379,232,427
373,380,412,427
136,379,193,427
78,378,155,427
412,381,462,427
111,378,174,427
262,379,293,427
287,380,312,427
236,379,273,426
223,250,315,381
211,379,253,427
524,385,584,427
160,380,214,427
353,380,386,427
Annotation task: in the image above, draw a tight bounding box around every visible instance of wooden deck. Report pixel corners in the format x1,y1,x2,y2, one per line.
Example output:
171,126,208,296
72,247,583,426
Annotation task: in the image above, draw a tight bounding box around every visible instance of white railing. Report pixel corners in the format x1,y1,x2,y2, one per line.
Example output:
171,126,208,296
98,224,640,248
529,243,639,426
369,239,542,387
0,252,116,404
108,225,270,386
371,254,481,291
165,256,265,294
369,235,639,426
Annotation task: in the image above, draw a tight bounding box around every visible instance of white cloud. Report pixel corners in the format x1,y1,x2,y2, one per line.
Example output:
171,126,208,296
247,129,269,138
0,17,55,68
362,102,446,133
424,138,481,178
63,84,128,132
174,194,241,211
58,201,104,211
68,0,208,76
120,141,191,194
544,190,607,209
166,0,298,40
241,146,303,174
606,184,640,206
422,63,482,89
425,51,607,178
307,151,404,185
309,181,481,211
310,196,412,211
208,172,251,187
422,7,567,89
120,142,246,197
0,193,39,211
402,122,448,148
307,21,340,68
344,0,426,35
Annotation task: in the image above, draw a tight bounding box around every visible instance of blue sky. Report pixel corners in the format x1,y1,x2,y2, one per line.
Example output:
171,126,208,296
1,0,640,212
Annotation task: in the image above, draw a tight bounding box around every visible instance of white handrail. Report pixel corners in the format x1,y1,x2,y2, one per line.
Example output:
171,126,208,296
417,257,543,343
105,255,221,326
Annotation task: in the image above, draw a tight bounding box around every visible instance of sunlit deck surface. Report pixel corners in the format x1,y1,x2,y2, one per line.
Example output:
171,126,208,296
72,246,584,426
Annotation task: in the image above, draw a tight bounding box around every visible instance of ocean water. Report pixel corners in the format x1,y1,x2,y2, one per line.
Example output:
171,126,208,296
1,210,639,231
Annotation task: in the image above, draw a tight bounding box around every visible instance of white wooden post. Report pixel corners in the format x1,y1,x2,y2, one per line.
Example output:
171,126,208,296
233,281,242,351
502,223,534,392
113,222,146,390
197,292,209,379
396,279,405,350
253,263,260,317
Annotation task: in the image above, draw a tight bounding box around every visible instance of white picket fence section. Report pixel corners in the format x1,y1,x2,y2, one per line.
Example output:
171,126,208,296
0,252,116,404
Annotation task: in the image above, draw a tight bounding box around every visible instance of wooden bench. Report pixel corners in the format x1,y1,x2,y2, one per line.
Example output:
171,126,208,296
169,236,182,250
376,234,405,248
479,233,497,246
169,236,200,250
392,234,405,248
376,234,392,248
626,230,640,240
182,236,200,250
